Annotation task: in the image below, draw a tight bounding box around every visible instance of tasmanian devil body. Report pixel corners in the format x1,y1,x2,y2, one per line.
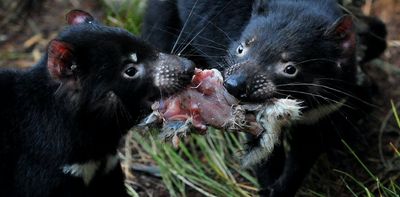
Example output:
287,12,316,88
0,10,194,197
143,0,386,196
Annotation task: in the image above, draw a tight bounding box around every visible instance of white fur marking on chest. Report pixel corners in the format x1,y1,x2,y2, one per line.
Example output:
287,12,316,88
299,99,347,125
62,161,100,185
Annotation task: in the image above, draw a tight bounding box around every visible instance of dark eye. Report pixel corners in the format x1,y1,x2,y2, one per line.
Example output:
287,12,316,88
125,67,137,77
237,44,244,54
283,64,297,75
123,64,144,79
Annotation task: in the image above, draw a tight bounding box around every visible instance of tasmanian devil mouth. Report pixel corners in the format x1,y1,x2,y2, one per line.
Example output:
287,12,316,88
155,76,192,95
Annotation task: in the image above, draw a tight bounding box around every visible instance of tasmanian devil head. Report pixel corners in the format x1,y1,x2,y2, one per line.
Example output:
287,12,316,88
47,10,194,129
224,0,357,112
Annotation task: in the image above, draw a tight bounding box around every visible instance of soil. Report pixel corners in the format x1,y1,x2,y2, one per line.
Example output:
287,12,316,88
0,0,399,196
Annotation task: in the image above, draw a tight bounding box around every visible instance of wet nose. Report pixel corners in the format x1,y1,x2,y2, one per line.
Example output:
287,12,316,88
224,74,247,98
179,57,195,75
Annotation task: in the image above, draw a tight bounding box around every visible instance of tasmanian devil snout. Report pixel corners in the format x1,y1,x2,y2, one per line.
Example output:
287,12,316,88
154,53,195,94
224,62,276,101
224,73,247,99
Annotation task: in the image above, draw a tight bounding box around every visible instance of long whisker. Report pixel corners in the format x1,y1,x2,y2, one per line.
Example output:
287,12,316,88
277,89,355,109
295,58,338,65
176,0,235,56
314,77,357,85
171,0,200,54
184,43,227,51
182,54,226,58
275,83,378,108
150,21,237,67
152,27,229,56
189,45,227,69
174,5,240,56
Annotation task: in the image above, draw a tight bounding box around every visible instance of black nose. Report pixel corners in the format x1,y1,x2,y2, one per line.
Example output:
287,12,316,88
179,57,195,75
224,74,247,98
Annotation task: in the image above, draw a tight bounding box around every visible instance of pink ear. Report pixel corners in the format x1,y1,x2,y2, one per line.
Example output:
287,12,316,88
66,9,94,25
47,40,74,80
325,15,356,54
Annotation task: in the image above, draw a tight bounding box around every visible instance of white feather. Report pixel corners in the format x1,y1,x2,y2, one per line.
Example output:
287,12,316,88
242,99,303,168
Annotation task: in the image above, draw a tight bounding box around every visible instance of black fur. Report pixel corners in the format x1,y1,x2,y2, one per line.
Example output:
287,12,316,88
142,0,255,68
0,10,194,197
142,0,386,68
143,0,386,196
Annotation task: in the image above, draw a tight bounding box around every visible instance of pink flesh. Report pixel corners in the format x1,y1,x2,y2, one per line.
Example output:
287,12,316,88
157,69,261,135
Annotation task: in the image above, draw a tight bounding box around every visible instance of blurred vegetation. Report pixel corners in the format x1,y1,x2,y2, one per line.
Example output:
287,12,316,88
102,0,146,35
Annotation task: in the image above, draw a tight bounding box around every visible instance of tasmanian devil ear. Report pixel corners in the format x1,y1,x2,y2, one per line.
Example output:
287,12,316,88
47,39,75,80
252,0,268,16
324,15,356,54
66,9,94,25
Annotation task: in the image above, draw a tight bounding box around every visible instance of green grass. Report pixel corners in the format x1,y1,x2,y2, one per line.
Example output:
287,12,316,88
334,101,400,197
391,100,400,131
132,130,258,197
337,142,399,196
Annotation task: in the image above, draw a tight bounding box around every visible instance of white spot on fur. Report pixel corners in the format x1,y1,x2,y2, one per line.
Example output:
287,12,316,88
130,53,138,63
62,161,100,185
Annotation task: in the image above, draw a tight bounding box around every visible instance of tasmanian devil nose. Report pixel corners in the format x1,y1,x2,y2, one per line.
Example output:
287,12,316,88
180,57,195,74
224,74,247,98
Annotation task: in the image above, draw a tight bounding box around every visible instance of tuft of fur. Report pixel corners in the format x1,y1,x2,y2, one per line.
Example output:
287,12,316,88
242,99,303,167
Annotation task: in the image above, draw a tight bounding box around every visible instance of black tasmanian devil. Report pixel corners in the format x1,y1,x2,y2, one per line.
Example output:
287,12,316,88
0,10,194,197
143,0,387,196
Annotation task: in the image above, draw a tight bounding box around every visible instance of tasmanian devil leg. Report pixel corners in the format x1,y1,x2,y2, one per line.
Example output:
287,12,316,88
266,127,323,197
255,144,285,195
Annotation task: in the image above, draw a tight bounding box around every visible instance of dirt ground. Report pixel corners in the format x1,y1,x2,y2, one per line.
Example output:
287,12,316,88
0,0,399,196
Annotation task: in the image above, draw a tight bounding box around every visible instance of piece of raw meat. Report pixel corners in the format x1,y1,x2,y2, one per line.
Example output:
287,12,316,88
142,69,303,166
143,69,263,138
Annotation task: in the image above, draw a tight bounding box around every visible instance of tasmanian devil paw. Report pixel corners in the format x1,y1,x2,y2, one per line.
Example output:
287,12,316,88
259,184,289,197
258,188,272,197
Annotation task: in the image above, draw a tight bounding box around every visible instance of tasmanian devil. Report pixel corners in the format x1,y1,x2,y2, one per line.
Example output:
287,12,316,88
142,0,387,196
0,10,194,197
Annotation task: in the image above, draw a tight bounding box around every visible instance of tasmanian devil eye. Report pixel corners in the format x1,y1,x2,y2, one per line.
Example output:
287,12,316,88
237,44,244,54
123,64,141,79
283,64,297,75
125,67,137,76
